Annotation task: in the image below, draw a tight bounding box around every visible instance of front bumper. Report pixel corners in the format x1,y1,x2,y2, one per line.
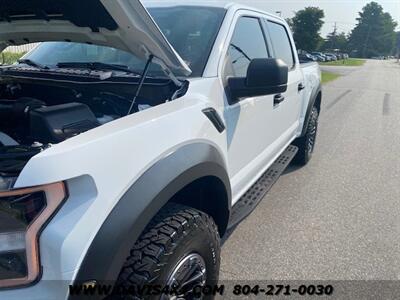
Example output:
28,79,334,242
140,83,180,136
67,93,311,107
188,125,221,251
0,271,75,300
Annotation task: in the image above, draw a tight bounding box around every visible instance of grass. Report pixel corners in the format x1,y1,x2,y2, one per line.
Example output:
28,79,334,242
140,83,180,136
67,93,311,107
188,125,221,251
320,58,366,67
0,51,26,65
322,71,341,84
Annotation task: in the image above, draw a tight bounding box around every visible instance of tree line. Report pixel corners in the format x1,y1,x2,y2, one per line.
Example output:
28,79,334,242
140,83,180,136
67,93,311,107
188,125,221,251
287,1,399,57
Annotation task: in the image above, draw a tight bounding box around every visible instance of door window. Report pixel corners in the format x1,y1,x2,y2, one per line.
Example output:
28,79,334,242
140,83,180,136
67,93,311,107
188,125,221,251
226,17,269,78
267,21,295,68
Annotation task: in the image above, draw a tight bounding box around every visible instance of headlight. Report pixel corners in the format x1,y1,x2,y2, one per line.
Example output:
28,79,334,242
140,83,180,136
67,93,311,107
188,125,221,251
0,182,66,288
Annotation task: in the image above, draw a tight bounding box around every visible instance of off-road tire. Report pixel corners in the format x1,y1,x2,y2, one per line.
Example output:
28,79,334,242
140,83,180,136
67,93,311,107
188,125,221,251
113,203,221,299
293,106,319,165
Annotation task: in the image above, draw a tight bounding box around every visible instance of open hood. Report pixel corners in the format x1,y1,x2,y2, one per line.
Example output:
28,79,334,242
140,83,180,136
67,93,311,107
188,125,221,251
0,0,192,76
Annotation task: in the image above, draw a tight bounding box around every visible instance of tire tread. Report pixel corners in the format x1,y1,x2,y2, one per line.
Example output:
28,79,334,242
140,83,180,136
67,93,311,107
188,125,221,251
293,106,319,165
117,203,220,288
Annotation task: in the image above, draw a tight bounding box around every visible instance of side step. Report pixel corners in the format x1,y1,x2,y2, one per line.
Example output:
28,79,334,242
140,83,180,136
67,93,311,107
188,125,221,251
228,145,298,228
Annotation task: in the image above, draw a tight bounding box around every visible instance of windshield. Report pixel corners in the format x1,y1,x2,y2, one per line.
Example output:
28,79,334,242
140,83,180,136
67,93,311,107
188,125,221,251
23,6,226,77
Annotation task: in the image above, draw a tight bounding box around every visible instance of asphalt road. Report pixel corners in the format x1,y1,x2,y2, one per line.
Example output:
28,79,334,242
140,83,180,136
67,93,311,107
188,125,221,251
220,59,400,281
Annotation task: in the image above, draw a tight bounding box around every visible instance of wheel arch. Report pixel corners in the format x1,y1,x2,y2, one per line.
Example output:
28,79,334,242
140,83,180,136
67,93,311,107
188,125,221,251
71,142,231,292
301,84,322,137
170,175,230,236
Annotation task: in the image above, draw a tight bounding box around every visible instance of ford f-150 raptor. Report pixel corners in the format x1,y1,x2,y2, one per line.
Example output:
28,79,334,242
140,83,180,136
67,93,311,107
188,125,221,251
0,0,321,299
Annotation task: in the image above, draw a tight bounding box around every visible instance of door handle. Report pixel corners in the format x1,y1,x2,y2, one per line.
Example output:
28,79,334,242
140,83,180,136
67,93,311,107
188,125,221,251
274,94,285,105
298,83,305,91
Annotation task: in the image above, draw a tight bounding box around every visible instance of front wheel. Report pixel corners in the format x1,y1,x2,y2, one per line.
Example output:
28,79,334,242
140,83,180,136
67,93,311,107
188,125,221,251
293,106,319,165
114,203,221,300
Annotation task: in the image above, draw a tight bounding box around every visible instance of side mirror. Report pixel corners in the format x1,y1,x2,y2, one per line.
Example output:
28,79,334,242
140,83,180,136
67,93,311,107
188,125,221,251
228,58,289,101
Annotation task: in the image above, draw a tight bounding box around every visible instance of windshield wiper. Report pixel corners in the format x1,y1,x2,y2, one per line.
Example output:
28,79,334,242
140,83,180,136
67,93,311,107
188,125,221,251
56,62,142,76
18,59,49,70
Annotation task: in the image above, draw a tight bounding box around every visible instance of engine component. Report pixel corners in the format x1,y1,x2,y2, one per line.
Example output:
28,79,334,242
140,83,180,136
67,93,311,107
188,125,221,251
30,103,100,143
0,175,17,190
0,145,44,175
0,98,46,142
96,114,115,125
12,98,46,119
0,132,18,146
0,98,45,124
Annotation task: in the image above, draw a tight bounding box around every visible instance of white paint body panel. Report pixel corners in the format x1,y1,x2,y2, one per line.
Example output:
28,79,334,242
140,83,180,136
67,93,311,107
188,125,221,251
1,3,320,299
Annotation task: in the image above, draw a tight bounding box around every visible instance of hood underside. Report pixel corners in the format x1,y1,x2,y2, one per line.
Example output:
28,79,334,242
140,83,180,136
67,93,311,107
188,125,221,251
0,0,192,76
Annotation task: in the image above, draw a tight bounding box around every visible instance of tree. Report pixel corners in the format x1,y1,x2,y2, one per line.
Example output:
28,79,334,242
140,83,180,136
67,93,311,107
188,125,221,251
348,2,397,58
323,31,349,52
335,33,349,51
289,7,325,52
285,18,293,31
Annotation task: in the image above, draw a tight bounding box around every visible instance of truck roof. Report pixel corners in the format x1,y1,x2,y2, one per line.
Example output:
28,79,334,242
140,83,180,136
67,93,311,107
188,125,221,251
143,0,233,9
143,1,283,21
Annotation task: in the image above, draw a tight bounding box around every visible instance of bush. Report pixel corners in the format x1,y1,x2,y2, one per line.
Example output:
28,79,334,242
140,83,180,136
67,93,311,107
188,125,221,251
1,51,27,65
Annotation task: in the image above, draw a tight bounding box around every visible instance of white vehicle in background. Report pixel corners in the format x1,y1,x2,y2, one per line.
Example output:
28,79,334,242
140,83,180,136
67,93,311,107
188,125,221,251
311,52,327,62
325,53,338,61
0,0,321,299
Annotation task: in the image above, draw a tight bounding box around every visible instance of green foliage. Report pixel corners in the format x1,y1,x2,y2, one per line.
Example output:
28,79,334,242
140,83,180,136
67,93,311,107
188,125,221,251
321,72,341,84
320,58,366,66
289,7,325,52
348,2,397,58
285,18,293,31
396,32,400,55
0,51,26,65
323,32,349,52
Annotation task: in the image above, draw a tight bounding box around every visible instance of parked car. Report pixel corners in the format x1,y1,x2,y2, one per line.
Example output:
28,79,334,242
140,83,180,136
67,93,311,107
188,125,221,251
335,53,343,60
325,53,338,61
299,53,317,62
0,1,322,299
311,52,326,62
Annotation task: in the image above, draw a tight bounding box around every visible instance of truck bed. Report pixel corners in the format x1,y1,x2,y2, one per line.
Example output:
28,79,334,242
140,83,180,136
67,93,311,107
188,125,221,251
301,61,321,91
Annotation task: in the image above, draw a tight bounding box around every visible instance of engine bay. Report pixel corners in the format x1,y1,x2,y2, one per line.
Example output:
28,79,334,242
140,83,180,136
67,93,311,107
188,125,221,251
0,71,183,180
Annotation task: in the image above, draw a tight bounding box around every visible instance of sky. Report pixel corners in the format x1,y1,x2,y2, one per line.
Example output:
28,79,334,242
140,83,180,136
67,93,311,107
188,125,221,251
158,0,400,37
229,0,400,37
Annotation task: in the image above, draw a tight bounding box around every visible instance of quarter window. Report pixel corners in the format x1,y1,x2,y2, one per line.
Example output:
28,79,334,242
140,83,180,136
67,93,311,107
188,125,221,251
226,17,269,77
267,21,295,68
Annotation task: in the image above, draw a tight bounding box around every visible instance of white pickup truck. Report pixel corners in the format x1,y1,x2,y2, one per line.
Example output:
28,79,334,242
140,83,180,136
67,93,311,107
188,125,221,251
0,1,321,299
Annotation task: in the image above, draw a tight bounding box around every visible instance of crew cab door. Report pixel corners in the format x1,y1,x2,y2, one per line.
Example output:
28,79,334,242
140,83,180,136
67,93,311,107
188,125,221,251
263,19,304,139
221,14,280,199
222,13,303,200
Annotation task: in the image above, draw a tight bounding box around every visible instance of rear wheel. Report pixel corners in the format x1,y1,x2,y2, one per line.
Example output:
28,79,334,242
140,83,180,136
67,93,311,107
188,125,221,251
114,203,220,300
293,106,319,165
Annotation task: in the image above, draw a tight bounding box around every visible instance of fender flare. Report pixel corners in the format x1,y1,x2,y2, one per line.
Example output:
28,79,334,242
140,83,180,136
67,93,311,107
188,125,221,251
71,143,231,291
300,83,322,137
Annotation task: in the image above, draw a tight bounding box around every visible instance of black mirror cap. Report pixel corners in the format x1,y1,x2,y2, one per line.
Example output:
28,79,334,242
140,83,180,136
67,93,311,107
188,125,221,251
246,58,288,88
228,58,289,101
